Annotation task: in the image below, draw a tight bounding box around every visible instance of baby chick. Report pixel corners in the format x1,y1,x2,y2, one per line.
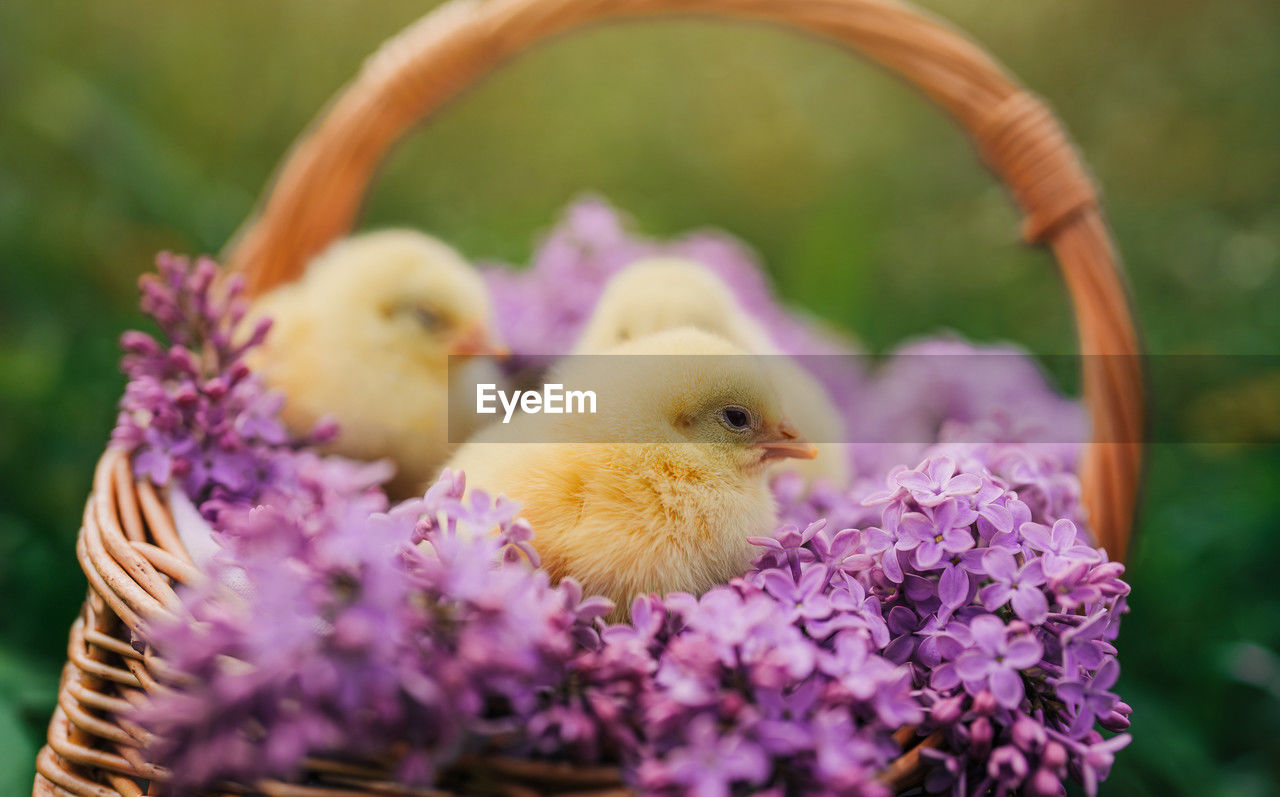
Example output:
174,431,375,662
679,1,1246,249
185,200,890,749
574,258,850,487
444,327,817,619
249,229,506,497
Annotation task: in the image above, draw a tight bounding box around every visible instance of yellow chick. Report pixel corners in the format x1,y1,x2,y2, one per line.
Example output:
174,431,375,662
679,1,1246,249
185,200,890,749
574,258,850,488
444,327,818,620
249,229,506,497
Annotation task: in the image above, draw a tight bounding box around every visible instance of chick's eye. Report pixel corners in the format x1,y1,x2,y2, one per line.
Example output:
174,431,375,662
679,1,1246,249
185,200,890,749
718,406,752,432
405,304,446,333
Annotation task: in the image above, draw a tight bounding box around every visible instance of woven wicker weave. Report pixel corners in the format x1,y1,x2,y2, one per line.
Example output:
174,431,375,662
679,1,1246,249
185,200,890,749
34,0,1144,793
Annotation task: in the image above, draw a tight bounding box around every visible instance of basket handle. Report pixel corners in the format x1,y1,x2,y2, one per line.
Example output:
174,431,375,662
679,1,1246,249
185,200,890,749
224,0,1143,561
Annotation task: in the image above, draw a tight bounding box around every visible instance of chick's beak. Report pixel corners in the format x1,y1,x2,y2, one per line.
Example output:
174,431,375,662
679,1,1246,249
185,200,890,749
755,418,819,461
450,324,509,359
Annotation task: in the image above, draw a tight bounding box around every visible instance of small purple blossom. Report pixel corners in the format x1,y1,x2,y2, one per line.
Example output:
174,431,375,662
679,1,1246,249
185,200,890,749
896,503,977,568
1059,611,1117,676
1056,657,1122,738
748,519,822,579
1021,518,1100,576
1069,731,1132,796
979,548,1049,624
648,715,769,797
954,616,1044,708
759,565,834,623
895,456,984,507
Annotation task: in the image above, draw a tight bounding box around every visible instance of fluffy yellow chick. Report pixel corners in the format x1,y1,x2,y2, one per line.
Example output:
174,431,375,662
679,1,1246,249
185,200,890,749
574,258,850,487
444,327,817,619
249,229,506,497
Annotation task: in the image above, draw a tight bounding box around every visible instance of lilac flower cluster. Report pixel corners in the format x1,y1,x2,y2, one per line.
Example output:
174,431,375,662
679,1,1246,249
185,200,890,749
611,561,913,796
597,449,1128,796
743,452,1131,796
484,197,859,385
111,253,337,513
845,338,1087,484
142,471,618,790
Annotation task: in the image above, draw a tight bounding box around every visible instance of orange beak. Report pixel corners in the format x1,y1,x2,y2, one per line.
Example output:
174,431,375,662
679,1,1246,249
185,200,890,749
756,418,818,461
449,325,509,359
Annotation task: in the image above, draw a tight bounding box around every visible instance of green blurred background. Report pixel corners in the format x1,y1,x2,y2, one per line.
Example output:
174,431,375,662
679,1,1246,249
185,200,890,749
2,1,1277,793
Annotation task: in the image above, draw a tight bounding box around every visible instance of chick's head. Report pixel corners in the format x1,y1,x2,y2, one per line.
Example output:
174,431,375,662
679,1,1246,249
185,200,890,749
574,258,773,354
559,327,816,478
305,230,505,374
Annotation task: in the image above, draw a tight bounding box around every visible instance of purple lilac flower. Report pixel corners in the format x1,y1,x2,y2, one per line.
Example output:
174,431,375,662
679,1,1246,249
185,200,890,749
1059,611,1117,676
953,616,1043,708
632,577,909,796
112,253,339,514
759,565,834,625
748,519,823,579
1070,731,1132,796
896,502,977,568
1055,657,1122,737
743,442,1130,795
482,196,858,368
979,548,1049,624
895,456,984,507
1021,518,1101,576
854,452,1128,793
141,473,627,790
821,573,891,648
654,715,770,797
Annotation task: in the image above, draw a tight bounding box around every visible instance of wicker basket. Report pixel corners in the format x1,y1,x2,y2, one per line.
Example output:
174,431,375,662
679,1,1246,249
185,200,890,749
33,0,1144,794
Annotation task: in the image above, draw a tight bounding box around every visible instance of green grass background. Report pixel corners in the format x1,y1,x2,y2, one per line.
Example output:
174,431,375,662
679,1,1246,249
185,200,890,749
2,1,1278,792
